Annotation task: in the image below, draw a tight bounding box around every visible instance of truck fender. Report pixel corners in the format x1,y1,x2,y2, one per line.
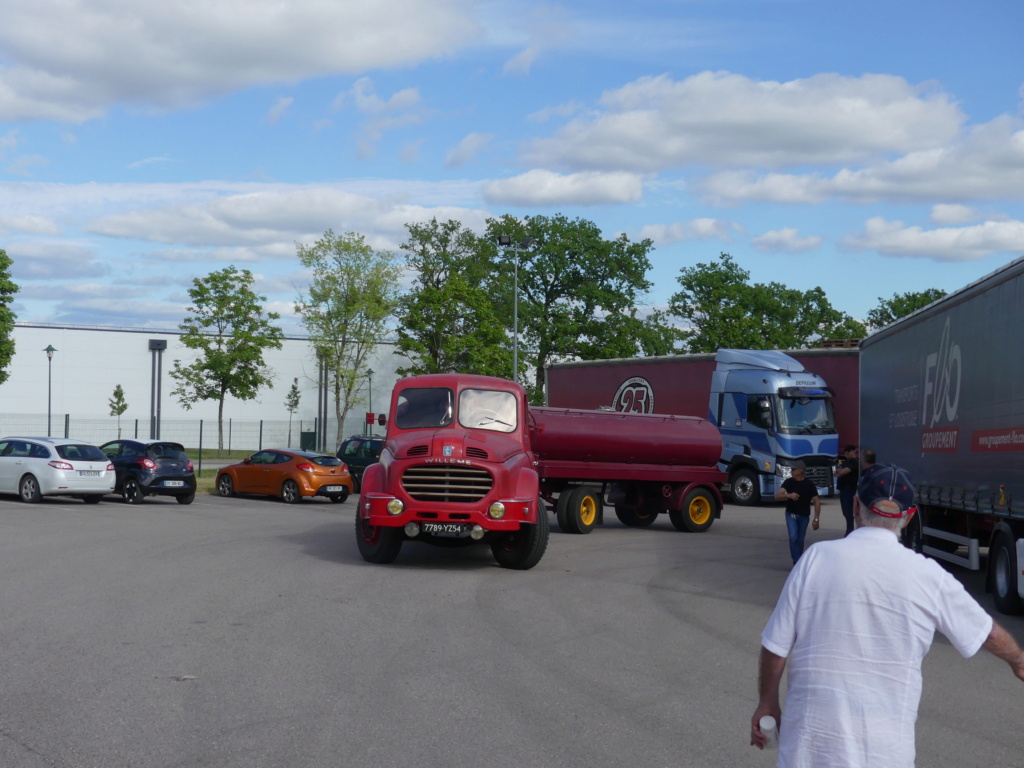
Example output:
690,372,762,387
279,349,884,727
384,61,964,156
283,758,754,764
513,466,541,518
360,462,385,503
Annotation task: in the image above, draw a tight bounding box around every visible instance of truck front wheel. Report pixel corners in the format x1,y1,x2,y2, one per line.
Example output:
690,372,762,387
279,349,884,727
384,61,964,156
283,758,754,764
990,532,1023,615
355,515,404,564
557,486,600,534
491,498,549,570
729,468,760,506
670,488,716,533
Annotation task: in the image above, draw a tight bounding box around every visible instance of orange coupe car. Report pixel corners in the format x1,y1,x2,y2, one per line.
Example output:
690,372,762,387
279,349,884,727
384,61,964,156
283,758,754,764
216,449,353,504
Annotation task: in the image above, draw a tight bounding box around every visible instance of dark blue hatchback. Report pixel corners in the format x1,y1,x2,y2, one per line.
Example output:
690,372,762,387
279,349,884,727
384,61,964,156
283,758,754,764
100,439,197,505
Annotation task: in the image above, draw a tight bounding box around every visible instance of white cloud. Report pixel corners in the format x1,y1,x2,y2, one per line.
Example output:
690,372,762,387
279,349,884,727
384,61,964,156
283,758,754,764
931,204,978,225
336,78,429,158
524,71,964,172
639,218,742,245
482,170,644,206
6,241,108,279
0,1,480,121
86,183,488,250
0,214,60,235
265,96,294,125
702,117,1024,205
445,133,493,168
841,216,1024,261
752,227,823,253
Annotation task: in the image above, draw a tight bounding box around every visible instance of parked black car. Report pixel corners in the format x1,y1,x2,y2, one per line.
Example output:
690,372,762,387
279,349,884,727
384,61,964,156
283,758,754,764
99,439,197,504
336,434,385,493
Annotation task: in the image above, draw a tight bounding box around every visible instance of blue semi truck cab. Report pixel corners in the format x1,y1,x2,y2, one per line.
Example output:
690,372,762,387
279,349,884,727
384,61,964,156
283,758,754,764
710,349,838,505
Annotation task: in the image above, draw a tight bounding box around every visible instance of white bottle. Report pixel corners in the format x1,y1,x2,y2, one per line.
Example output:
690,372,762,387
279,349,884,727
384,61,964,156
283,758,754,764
759,715,779,749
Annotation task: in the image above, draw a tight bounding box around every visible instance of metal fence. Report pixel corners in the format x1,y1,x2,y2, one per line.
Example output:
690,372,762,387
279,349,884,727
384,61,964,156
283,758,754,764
0,413,374,455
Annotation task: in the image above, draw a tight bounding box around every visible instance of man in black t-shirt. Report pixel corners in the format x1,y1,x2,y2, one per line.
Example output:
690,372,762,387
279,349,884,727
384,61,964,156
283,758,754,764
834,444,859,536
775,461,820,564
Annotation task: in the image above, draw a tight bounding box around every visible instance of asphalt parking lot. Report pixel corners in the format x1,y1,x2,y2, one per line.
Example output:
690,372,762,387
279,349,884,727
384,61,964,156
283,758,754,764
1,492,1021,768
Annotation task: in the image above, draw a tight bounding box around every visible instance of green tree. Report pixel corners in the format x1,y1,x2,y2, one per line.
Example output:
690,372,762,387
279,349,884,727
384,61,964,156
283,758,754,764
395,217,510,377
295,230,402,448
866,289,946,330
108,384,129,438
0,248,18,386
484,213,670,402
170,266,285,453
669,253,865,352
285,378,301,448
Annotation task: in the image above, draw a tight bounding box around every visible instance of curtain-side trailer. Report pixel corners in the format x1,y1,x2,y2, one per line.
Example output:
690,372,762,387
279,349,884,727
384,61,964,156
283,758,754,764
860,255,1024,614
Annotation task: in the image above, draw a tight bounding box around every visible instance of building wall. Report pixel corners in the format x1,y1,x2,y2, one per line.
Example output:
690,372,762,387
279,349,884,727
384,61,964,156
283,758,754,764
1,324,404,448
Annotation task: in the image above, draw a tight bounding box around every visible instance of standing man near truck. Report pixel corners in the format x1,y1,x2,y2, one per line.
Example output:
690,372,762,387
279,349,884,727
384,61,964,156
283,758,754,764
834,444,859,536
750,464,1024,767
774,461,820,564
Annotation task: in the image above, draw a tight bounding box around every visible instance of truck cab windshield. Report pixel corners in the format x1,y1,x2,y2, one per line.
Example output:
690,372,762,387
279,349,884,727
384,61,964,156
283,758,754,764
776,396,835,434
395,388,454,429
458,389,517,433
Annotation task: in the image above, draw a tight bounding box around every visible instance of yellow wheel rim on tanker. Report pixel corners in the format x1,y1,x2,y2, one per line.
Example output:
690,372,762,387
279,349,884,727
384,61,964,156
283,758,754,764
689,496,712,526
579,495,597,527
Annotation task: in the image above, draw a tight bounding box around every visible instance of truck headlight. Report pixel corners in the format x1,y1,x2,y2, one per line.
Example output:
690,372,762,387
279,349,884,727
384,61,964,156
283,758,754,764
488,502,506,520
387,499,404,515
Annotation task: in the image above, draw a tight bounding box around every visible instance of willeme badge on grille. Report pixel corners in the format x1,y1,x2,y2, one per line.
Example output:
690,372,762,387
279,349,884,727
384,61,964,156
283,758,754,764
443,445,453,457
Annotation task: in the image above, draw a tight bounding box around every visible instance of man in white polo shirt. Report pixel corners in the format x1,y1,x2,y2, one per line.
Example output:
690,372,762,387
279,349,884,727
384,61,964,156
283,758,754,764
749,464,1024,767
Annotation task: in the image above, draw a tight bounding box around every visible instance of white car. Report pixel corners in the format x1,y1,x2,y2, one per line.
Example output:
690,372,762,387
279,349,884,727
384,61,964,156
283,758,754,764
0,436,116,504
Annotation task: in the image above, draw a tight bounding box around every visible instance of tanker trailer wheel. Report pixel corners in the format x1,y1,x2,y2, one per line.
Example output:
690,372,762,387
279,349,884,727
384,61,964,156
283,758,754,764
670,488,716,533
614,502,660,528
491,497,550,570
729,467,760,506
557,486,600,534
990,532,1023,615
355,514,404,564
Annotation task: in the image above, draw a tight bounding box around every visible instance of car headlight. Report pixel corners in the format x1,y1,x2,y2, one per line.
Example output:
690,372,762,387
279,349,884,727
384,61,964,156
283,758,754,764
488,502,506,520
387,499,404,515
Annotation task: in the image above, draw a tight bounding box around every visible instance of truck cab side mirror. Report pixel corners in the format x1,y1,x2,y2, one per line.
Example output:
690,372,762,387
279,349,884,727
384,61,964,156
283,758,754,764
377,413,387,427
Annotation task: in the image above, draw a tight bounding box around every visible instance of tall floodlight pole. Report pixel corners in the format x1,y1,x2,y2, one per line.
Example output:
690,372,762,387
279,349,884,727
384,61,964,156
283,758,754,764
497,236,537,383
44,345,57,437
365,368,374,435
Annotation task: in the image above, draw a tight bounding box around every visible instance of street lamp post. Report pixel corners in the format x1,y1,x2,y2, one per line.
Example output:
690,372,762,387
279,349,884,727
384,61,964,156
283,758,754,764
365,368,374,434
44,345,56,437
497,236,537,383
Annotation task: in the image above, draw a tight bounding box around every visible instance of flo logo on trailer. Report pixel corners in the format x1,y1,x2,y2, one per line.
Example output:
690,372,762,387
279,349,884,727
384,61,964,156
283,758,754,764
922,317,961,428
613,377,654,413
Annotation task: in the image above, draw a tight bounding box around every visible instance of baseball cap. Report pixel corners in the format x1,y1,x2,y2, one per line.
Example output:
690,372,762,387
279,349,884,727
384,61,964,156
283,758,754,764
857,464,915,518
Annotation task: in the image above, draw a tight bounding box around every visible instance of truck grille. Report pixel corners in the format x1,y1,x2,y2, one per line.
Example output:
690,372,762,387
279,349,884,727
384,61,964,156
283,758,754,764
805,466,831,487
401,464,493,503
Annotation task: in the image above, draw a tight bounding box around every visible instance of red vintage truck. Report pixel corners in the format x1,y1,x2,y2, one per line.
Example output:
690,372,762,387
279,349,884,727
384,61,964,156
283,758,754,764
355,373,726,570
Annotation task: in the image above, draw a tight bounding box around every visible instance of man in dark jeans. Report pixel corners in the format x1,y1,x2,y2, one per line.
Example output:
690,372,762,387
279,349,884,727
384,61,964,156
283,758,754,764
775,461,821,564
834,444,859,536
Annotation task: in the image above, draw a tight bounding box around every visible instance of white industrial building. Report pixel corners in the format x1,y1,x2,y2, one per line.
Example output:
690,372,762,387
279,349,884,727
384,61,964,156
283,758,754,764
0,324,404,453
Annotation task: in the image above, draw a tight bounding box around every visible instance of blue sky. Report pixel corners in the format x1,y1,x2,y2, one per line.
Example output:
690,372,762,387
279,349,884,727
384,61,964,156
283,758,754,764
1,0,1023,335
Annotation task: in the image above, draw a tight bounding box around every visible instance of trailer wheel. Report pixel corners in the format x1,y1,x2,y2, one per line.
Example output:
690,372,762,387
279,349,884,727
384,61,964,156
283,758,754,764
670,488,716,533
355,514,404,564
491,497,549,570
557,486,600,534
990,532,1023,615
614,503,659,528
729,468,760,506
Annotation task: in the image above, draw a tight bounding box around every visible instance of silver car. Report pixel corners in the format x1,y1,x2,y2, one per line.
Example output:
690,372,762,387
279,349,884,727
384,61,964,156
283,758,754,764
0,437,116,504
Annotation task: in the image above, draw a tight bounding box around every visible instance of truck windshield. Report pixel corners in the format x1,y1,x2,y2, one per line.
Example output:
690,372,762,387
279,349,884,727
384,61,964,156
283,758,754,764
395,388,454,429
458,389,517,433
776,396,835,433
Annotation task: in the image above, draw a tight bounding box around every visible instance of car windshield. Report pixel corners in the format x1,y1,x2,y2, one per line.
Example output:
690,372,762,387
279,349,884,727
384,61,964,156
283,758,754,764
146,443,188,460
458,388,517,433
776,397,835,433
394,388,454,429
55,444,107,461
309,455,342,467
